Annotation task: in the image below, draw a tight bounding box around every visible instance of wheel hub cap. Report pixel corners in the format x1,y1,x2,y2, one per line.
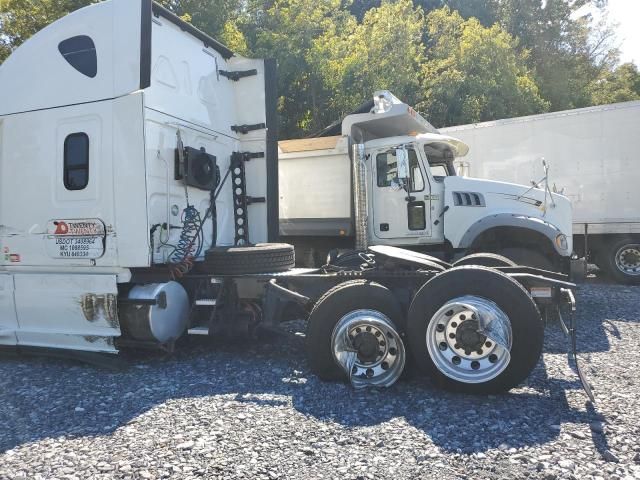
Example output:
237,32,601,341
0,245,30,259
426,296,512,384
332,309,406,389
616,245,640,275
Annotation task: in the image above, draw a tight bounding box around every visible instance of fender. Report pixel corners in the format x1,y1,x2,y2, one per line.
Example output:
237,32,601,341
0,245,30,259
457,214,567,255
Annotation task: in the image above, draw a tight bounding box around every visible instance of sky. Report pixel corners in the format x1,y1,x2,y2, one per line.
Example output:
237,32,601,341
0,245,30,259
582,0,640,66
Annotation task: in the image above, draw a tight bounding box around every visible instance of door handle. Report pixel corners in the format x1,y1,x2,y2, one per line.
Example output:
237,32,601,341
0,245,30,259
405,196,416,202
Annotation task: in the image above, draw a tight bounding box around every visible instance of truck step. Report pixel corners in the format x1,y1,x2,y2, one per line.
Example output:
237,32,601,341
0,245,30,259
187,326,209,336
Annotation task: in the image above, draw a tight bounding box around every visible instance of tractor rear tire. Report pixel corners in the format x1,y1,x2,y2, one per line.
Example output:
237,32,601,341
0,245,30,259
406,266,543,394
306,280,404,381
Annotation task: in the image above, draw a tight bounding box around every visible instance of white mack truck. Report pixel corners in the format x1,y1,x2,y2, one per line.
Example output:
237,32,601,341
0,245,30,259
279,93,583,277
0,0,591,398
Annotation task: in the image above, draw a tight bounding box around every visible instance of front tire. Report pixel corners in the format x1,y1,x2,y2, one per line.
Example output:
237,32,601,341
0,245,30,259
406,266,543,394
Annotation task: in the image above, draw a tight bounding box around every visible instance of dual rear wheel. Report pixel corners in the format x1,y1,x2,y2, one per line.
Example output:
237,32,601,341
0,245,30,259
306,267,543,394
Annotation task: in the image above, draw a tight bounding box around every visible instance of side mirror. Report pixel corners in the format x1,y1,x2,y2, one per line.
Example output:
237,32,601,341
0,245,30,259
396,148,410,181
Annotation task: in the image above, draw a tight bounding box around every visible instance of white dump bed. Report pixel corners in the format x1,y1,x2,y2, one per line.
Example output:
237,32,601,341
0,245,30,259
443,101,640,235
279,136,353,236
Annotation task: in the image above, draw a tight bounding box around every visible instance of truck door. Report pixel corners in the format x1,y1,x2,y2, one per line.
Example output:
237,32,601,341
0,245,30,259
372,146,432,240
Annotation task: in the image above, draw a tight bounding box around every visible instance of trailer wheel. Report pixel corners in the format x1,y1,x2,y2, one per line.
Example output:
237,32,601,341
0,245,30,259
453,253,516,268
406,266,543,394
203,243,295,275
600,237,640,284
306,280,406,387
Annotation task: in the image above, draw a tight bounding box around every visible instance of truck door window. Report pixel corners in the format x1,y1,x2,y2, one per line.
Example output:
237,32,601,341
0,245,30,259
64,133,90,191
376,149,425,192
430,164,448,181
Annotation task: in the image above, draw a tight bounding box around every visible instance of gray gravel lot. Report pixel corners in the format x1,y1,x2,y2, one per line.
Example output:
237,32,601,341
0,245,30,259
1,280,640,480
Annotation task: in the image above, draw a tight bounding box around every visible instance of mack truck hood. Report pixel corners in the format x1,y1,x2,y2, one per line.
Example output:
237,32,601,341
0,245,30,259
443,176,573,254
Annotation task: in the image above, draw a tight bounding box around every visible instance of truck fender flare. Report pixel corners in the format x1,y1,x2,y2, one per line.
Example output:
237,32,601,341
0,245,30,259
457,214,565,255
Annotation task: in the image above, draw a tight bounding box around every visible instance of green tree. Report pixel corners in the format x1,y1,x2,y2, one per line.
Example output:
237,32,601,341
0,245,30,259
0,0,96,63
493,0,617,110
309,0,425,131
420,7,548,127
589,63,640,105
250,0,351,137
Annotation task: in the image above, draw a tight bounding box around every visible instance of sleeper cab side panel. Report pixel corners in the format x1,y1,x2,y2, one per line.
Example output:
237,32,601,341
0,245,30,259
112,92,150,267
13,273,119,353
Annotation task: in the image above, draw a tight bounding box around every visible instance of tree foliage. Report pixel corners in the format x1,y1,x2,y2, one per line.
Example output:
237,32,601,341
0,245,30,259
0,0,633,138
420,8,548,126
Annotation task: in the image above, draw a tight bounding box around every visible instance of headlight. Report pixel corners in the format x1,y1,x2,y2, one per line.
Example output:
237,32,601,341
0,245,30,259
555,234,569,252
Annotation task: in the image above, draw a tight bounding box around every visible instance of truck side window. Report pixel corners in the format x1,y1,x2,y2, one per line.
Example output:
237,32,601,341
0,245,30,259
376,149,425,192
64,133,90,191
58,36,97,78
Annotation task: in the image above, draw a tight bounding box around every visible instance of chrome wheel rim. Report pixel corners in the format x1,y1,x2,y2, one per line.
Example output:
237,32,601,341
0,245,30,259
615,244,640,276
332,309,405,388
426,296,512,384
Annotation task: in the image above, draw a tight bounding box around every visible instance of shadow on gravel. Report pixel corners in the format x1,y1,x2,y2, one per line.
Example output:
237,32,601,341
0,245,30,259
0,328,610,457
543,281,640,355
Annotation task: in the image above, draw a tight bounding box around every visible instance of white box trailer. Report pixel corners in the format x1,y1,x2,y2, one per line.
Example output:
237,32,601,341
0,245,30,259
442,101,640,284
0,0,591,398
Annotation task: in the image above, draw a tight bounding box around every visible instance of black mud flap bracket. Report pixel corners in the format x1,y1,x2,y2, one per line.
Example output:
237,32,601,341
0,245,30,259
231,123,266,135
219,69,258,81
557,288,595,403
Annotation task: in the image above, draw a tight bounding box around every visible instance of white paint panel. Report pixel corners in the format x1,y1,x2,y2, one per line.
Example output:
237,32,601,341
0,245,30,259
13,273,119,353
0,274,18,346
279,150,352,220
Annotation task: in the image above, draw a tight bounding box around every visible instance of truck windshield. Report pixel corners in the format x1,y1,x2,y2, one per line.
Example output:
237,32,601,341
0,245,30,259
424,144,456,182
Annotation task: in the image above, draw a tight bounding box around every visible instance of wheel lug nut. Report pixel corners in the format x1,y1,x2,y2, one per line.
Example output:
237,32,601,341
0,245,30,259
381,362,389,371
389,348,397,356
489,354,498,363
459,314,466,321
485,341,492,348
477,349,483,355
452,356,461,365
439,342,447,351
436,324,445,332
445,310,454,317
366,368,374,378
471,361,480,370
449,333,456,339
451,322,458,328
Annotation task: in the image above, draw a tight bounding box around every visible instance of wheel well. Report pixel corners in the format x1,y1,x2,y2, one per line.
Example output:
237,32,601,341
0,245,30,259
469,227,557,258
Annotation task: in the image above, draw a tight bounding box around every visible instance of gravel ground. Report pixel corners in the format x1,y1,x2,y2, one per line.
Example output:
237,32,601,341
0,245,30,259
1,280,640,480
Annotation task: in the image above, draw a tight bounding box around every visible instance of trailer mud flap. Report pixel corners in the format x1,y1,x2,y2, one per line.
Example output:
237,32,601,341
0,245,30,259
558,289,595,403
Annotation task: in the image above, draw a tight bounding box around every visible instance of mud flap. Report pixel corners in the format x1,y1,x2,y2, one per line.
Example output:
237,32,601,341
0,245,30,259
558,289,595,403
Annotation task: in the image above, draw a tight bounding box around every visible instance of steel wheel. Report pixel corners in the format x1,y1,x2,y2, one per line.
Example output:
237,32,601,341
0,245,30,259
331,309,406,388
615,244,640,277
426,296,512,384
